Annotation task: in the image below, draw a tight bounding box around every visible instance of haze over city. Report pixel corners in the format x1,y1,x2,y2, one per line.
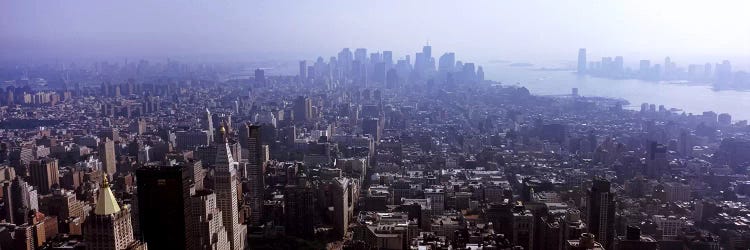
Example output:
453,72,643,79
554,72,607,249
2,1,750,250
2,0,749,66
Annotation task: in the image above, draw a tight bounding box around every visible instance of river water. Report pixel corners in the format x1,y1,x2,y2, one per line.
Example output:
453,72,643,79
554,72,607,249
484,64,750,121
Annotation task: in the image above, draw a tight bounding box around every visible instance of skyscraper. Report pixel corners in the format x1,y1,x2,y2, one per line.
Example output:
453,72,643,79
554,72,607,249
646,141,667,178
254,68,265,85
577,48,587,74
299,60,307,79
213,127,246,250
99,138,116,177
293,96,312,122
382,51,393,68
438,52,456,75
136,165,191,249
84,176,146,250
284,178,315,238
202,109,214,142
29,158,59,194
3,178,38,225
245,123,264,226
587,178,616,250
386,69,399,89
190,190,230,250
354,48,367,63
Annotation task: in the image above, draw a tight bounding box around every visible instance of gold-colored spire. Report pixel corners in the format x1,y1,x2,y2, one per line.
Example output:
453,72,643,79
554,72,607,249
102,174,110,188
94,174,121,215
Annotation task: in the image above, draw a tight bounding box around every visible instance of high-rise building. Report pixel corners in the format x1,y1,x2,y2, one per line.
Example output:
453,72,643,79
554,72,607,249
136,165,191,249
438,52,455,73
39,189,86,233
254,68,265,85
646,141,667,178
84,176,146,250
299,60,307,79
202,109,214,142
213,129,246,250
362,118,381,142
99,138,116,177
175,130,210,151
189,190,230,250
382,51,393,67
331,177,353,239
2,178,39,225
386,69,399,89
512,205,534,250
639,60,651,79
245,123,264,226
284,178,315,238
29,158,59,194
293,96,312,122
587,178,616,250
354,48,367,63
577,48,587,74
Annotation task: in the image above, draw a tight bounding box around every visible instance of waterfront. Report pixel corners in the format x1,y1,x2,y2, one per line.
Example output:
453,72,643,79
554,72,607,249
485,64,750,121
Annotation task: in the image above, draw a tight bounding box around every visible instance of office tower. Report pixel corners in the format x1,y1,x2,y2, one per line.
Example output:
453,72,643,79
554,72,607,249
307,65,315,80
382,51,393,67
512,205,534,250
362,118,381,141
331,177,352,239
299,60,307,79
293,96,312,122
174,130,210,150
462,63,477,83
354,48,367,63
84,176,146,250
615,226,658,250
29,158,59,194
639,60,651,79
373,62,386,83
39,189,86,233
190,190,230,250
614,56,624,76
213,129,246,250
646,141,667,178
438,52,456,78
664,57,673,77
577,48,587,74
245,123,264,226
3,178,38,224
716,60,732,85
254,68,265,85
136,165,191,249
422,45,432,62
338,48,353,74
202,108,214,142
99,138,116,177
477,66,485,81
587,178,616,250
284,179,315,238
369,52,382,64
386,69,399,89
424,188,445,215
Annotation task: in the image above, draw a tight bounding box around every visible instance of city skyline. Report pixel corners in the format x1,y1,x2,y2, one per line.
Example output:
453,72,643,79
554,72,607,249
2,0,749,66
3,2,750,250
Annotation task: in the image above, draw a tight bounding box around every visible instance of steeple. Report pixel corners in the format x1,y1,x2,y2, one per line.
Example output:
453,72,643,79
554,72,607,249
94,175,121,215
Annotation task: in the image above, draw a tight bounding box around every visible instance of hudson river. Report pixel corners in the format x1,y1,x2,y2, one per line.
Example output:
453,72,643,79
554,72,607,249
485,64,750,121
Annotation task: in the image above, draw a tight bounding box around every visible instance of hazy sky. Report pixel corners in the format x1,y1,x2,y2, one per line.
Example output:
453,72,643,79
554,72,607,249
2,0,749,65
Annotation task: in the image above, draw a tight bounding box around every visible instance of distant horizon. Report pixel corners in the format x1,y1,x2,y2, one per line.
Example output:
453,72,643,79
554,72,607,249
2,1,748,69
